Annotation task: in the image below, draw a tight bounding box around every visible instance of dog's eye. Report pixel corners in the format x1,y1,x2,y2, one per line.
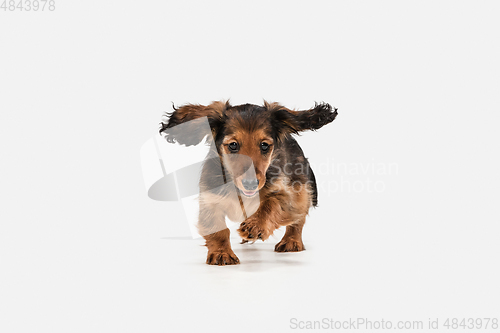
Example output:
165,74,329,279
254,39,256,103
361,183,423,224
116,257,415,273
260,142,270,152
228,142,239,152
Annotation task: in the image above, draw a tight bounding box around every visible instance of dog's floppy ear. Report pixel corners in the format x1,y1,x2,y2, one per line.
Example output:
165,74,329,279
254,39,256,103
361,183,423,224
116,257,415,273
159,101,229,146
266,101,338,141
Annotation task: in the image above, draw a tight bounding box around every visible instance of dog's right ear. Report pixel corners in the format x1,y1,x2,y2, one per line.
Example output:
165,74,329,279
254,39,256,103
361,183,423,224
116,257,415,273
159,101,229,146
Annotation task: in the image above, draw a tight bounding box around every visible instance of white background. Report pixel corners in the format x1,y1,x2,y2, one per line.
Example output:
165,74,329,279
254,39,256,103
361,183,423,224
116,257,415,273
1,1,499,332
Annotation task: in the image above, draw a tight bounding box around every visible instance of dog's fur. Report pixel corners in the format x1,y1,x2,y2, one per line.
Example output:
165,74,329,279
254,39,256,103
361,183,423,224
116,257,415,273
160,101,337,265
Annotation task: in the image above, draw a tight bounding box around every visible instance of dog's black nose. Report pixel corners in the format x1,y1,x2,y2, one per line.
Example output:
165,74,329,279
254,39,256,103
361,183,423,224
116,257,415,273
242,178,259,191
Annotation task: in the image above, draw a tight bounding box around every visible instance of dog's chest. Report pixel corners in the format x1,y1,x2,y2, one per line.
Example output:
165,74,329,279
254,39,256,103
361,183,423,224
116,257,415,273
225,195,260,222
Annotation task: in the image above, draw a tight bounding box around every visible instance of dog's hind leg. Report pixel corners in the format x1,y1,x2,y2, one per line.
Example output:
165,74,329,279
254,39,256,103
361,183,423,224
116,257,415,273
274,217,306,252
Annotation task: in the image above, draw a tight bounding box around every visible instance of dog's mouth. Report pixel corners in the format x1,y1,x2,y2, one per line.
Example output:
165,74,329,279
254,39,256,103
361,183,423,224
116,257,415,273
238,188,259,198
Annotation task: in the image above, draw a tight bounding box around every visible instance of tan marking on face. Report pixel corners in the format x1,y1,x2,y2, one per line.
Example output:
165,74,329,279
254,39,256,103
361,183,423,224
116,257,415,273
221,128,274,193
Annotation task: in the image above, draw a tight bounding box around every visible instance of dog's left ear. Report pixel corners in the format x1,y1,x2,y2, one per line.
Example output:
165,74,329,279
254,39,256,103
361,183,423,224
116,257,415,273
159,101,229,146
267,101,338,140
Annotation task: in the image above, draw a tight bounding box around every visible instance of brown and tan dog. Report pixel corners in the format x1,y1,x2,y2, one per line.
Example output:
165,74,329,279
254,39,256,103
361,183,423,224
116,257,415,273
160,101,337,265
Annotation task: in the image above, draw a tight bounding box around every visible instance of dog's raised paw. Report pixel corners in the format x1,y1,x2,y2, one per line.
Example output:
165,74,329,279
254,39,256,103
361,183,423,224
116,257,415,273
274,239,305,252
237,218,271,242
206,250,240,266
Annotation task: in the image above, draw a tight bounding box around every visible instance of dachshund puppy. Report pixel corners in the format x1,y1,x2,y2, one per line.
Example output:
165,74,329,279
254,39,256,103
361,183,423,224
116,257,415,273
160,101,337,265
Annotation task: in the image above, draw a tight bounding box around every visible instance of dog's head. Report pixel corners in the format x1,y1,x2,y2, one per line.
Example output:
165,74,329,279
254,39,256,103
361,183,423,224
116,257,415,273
160,100,337,197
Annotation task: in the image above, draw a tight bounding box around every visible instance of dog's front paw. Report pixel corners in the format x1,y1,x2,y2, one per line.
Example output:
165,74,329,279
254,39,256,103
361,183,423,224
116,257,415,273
238,217,272,242
274,238,305,252
206,250,240,266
